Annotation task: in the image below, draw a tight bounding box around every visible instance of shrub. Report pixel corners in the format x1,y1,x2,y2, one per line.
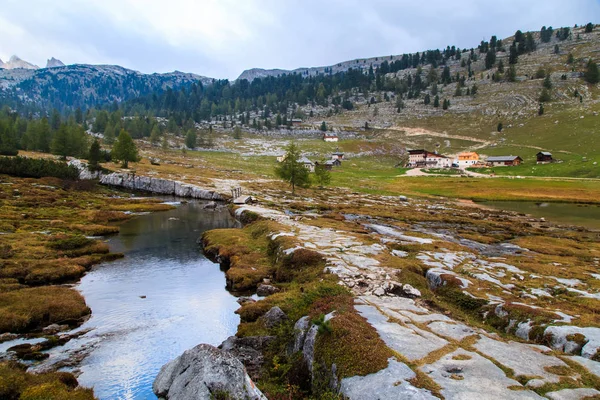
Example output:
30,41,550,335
0,157,79,180
46,235,94,251
276,249,325,282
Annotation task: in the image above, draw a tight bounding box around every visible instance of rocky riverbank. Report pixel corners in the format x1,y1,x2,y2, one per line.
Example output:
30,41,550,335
156,185,600,399
69,160,224,201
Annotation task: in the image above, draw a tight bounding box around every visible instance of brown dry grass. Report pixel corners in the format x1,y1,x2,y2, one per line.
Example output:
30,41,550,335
0,287,89,333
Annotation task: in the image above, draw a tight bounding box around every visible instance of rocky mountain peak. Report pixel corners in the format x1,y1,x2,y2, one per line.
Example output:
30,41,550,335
46,57,65,68
0,55,39,70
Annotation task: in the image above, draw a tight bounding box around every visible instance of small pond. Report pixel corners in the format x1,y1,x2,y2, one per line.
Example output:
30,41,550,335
482,201,600,230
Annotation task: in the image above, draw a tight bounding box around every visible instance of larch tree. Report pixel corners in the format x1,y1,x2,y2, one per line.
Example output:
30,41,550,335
314,163,331,188
88,139,101,171
112,129,139,168
185,129,197,149
274,142,310,194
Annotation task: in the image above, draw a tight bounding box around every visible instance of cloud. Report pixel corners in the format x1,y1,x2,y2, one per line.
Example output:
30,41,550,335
1,0,599,79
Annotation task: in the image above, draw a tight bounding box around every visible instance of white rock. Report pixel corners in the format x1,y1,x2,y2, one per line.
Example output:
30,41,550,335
545,388,600,400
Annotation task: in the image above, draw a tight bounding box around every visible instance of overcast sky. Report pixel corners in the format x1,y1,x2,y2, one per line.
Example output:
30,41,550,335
1,0,599,79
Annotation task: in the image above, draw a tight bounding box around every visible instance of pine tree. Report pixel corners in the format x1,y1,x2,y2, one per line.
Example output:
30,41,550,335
233,126,242,139
0,119,18,156
185,129,197,149
485,50,496,69
424,94,431,105
538,103,544,115
509,45,518,64
50,125,70,160
93,110,109,133
497,122,503,132
75,108,83,124
584,59,600,84
150,125,161,146
433,95,440,108
37,118,51,152
585,23,594,33
88,139,101,171
441,66,451,84
539,88,551,102
543,74,553,90
454,85,462,97
274,142,310,194
112,130,139,168
320,121,327,131
104,123,115,145
507,65,517,82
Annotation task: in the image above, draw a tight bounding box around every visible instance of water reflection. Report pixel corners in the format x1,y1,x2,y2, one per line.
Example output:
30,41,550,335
41,200,240,400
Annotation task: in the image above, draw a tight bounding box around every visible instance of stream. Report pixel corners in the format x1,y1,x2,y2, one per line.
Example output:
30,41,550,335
24,199,240,399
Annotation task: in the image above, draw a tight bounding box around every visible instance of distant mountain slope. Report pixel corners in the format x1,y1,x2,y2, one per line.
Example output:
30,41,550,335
237,53,408,81
0,63,214,113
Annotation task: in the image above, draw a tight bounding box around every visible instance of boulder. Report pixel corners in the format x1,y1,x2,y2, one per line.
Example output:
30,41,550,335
402,284,422,298
256,284,279,297
291,316,310,354
68,159,101,180
261,306,288,329
236,296,256,306
0,333,19,343
219,336,275,381
153,343,266,400
42,323,69,335
203,201,217,210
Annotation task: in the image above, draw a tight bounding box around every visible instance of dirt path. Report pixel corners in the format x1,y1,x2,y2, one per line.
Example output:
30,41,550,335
389,126,492,144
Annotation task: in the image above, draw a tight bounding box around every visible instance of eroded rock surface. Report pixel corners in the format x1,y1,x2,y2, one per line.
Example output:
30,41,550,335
153,343,266,400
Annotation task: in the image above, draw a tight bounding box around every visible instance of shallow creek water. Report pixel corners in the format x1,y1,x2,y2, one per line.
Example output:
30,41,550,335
482,201,600,230
25,200,239,399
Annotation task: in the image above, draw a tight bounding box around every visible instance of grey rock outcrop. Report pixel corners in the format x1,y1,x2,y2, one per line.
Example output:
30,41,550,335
291,316,310,354
68,159,101,180
69,159,222,200
544,325,600,359
153,343,266,400
100,173,223,200
341,358,437,400
256,284,279,296
219,336,275,381
302,325,319,375
261,306,287,329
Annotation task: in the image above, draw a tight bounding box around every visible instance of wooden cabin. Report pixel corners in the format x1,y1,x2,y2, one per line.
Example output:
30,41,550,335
486,155,523,166
536,152,553,164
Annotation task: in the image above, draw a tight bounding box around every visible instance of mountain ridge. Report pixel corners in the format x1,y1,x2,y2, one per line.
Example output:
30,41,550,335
0,55,39,70
0,63,215,113
46,57,65,68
